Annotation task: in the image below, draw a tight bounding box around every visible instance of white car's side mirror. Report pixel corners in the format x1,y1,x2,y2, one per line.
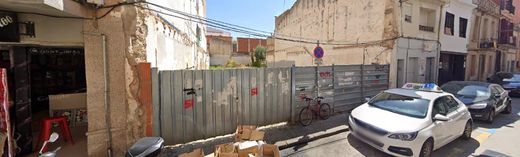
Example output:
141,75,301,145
433,114,450,121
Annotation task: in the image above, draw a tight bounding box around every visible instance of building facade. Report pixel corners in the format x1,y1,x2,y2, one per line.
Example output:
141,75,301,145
236,37,267,54
466,0,501,81
438,0,477,85
497,0,519,73
0,0,208,156
271,0,446,87
206,28,233,66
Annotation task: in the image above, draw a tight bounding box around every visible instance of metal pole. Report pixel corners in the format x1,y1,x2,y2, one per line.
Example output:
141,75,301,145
316,41,320,97
102,34,113,157
361,48,366,100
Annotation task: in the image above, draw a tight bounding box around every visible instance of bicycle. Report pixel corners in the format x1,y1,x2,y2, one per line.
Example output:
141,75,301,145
298,88,331,126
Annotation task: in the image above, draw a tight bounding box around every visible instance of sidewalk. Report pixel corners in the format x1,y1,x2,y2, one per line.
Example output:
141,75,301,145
159,113,350,157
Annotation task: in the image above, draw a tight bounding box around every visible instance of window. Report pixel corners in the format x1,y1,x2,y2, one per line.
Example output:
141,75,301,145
459,18,468,38
404,3,412,23
491,86,500,94
445,96,460,113
444,12,455,35
419,7,436,32
196,26,201,45
433,98,448,116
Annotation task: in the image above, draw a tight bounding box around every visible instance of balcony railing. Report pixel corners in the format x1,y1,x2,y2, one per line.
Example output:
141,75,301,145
473,0,501,15
480,38,497,48
499,36,517,46
500,0,516,15
419,25,435,32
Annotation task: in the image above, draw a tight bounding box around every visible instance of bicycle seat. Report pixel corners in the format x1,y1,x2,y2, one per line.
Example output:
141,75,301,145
317,97,324,100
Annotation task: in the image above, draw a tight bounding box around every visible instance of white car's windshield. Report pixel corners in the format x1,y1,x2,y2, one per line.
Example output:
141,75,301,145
368,92,430,118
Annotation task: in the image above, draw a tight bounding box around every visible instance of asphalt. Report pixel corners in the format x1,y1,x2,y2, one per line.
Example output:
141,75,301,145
280,98,520,157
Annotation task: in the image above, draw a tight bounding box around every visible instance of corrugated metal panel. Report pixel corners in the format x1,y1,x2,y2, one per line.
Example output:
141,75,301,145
151,65,389,145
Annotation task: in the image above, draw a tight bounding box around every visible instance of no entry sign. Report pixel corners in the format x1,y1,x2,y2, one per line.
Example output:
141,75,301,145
313,46,324,59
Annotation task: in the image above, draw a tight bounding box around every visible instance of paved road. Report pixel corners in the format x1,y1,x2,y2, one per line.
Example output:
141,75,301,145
281,98,520,157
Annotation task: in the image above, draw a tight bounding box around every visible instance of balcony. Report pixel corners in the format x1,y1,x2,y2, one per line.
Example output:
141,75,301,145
480,39,497,49
473,0,501,16
419,25,435,32
500,0,516,15
499,36,517,47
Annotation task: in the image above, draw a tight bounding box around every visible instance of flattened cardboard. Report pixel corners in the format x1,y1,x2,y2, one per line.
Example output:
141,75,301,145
249,130,265,141
179,148,205,157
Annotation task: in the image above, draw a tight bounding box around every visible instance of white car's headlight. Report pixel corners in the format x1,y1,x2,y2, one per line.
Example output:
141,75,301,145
468,102,488,109
388,132,418,141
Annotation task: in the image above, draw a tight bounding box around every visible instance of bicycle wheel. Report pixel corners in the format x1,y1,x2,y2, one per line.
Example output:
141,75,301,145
319,103,331,120
299,107,313,126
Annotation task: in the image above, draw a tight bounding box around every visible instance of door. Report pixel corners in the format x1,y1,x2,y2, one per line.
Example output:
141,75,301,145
431,97,451,146
12,47,32,155
491,85,507,111
426,57,434,83
445,96,466,137
407,57,419,83
397,59,405,87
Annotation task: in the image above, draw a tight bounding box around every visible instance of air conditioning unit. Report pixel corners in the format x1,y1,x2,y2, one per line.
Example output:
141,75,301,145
86,0,104,5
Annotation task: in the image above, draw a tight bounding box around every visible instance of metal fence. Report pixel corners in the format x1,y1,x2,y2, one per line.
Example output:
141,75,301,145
152,64,389,145
152,68,292,144
291,64,389,121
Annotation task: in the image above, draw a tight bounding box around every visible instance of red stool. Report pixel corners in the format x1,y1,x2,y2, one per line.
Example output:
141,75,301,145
36,116,74,152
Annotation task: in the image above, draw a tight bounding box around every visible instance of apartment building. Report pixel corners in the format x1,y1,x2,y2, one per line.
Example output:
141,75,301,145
0,0,208,156
497,0,518,73
467,0,501,81
206,28,233,65
438,0,477,85
271,0,446,87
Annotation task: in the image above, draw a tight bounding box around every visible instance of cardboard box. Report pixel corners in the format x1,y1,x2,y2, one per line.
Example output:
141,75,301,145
249,130,265,141
237,145,258,157
215,143,238,157
256,144,280,157
235,125,257,141
179,148,205,157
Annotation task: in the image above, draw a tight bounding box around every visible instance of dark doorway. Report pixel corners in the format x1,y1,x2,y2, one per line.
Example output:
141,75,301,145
5,46,86,156
438,52,466,85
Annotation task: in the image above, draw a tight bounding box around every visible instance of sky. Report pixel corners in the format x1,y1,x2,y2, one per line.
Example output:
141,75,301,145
206,0,297,38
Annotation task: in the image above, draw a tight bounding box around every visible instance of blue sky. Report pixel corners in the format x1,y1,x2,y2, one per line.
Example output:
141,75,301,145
207,0,297,37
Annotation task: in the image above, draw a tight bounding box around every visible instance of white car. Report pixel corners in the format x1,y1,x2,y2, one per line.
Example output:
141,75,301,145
348,83,473,157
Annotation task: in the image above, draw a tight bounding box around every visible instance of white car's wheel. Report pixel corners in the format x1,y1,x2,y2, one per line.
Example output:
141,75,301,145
461,121,472,140
419,139,433,157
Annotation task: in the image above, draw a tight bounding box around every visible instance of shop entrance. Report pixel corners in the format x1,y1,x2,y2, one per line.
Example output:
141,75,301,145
0,46,87,156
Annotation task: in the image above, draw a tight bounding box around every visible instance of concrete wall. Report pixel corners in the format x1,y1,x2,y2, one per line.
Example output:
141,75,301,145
236,37,267,54
440,0,476,53
398,0,444,40
146,0,209,70
18,14,83,46
82,4,155,156
466,51,496,81
207,36,233,55
271,0,395,67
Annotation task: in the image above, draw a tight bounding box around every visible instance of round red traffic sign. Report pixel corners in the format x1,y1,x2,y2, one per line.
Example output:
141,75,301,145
313,46,324,59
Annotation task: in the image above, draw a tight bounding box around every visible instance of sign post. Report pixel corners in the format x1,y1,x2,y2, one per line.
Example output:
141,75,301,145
313,42,324,97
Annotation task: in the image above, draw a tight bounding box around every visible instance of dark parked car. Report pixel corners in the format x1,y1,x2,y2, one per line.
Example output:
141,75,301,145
502,74,520,97
441,81,512,123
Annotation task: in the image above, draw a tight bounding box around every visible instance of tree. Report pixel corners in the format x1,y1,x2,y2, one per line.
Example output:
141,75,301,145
251,46,266,67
